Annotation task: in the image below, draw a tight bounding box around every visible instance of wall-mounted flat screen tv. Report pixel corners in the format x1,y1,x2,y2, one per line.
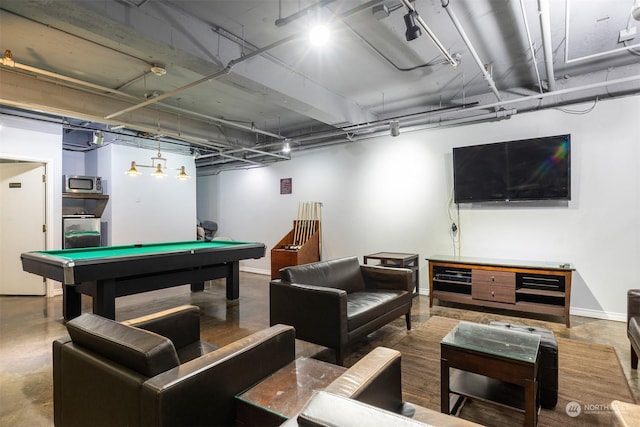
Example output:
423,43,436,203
453,134,571,203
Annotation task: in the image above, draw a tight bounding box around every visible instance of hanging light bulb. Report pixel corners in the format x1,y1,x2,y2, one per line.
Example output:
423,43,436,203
309,24,330,47
177,166,191,180
125,161,141,176
152,163,167,178
282,141,291,153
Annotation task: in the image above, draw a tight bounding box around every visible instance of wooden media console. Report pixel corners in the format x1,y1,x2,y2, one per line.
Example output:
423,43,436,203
428,255,574,327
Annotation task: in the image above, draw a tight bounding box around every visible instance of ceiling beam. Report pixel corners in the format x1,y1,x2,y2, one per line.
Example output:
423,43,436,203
2,0,375,129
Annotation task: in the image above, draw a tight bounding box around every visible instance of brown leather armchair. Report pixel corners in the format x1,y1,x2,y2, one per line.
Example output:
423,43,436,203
280,346,480,427
53,305,295,427
628,289,640,369
270,256,414,365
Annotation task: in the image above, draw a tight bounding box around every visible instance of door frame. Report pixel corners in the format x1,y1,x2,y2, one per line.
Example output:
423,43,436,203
0,153,56,296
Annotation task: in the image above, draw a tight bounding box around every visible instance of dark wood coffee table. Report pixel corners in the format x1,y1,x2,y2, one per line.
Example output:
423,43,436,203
363,252,420,295
235,357,346,426
440,321,541,426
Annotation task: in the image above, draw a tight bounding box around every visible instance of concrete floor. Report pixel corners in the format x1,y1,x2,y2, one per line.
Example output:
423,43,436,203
0,272,638,426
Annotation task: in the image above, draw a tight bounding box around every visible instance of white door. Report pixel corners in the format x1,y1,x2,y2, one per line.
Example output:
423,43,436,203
0,162,46,295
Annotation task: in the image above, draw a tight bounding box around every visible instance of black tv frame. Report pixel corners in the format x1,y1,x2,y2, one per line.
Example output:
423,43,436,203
453,134,571,204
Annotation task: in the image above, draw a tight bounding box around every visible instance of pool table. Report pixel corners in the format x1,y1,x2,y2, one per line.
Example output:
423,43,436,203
21,240,266,321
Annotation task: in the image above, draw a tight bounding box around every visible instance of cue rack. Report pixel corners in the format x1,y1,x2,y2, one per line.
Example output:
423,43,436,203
270,202,322,279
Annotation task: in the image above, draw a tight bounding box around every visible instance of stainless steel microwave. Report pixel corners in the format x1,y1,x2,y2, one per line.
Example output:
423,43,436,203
63,175,103,194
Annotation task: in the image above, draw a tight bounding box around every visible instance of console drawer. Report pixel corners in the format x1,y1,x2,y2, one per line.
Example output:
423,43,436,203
472,270,515,303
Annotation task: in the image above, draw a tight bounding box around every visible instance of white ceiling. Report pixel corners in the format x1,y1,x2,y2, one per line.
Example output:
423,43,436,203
1,0,639,173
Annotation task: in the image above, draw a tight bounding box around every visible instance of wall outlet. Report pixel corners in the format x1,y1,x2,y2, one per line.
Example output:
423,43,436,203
619,27,637,43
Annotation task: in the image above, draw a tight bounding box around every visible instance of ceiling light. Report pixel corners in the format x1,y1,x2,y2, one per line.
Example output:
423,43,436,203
91,130,104,145
150,64,167,76
152,163,167,178
390,121,400,137
404,11,422,41
282,141,291,153
125,143,189,180
309,24,330,47
125,161,141,176
177,166,191,180
372,4,390,20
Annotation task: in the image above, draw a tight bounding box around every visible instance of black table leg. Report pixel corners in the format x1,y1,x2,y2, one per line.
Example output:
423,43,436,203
441,357,450,414
191,281,205,291
93,279,116,319
63,284,82,321
226,261,240,300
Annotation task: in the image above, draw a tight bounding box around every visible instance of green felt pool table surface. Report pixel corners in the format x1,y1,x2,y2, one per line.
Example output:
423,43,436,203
35,240,255,261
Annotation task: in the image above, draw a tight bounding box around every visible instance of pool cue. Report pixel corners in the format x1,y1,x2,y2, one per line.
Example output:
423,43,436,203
293,203,302,246
301,202,310,245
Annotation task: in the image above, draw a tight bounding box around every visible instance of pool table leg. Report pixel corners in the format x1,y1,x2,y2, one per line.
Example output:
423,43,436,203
63,284,82,321
227,261,240,300
93,279,116,320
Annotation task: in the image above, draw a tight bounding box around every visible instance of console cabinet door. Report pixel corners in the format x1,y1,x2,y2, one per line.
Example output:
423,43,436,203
471,270,516,303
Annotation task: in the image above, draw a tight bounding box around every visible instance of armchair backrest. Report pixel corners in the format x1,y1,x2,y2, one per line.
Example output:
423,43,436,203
280,256,365,293
66,313,180,377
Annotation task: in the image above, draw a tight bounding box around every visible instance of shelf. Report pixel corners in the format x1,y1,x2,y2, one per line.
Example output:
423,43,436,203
433,279,472,286
516,288,565,298
449,370,526,413
429,257,573,327
62,193,109,199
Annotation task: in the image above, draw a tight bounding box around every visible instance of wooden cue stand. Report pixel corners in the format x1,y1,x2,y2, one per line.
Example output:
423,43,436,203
270,220,320,279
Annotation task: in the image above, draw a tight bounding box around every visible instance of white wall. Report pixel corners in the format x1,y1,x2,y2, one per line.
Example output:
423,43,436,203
100,144,197,245
197,95,640,321
0,115,63,295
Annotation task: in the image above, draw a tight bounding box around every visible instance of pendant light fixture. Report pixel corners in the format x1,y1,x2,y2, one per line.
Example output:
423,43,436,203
125,143,190,179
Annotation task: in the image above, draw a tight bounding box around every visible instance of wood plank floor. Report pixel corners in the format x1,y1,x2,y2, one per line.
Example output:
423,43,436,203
0,272,638,426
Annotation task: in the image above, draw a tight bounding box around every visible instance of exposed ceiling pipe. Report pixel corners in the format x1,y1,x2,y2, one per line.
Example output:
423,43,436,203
281,74,640,147
538,0,556,91
1,50,138,100
275,0,336,27
440,0,501,102
401,0,458,67
104,33,302,123
519,0,544,94
197,108,518,170
0,49,282,142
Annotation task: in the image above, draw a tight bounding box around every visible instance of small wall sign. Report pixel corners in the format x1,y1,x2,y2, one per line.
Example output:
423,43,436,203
280,178,292,195
9,182,22,188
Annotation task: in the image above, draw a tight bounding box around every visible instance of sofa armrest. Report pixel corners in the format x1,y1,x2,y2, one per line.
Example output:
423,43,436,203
141,324,296,427
270,280,348,348
122,305,201,349
361,265,413,293
294,391,432,427
324,346,403,413
628,290,640,325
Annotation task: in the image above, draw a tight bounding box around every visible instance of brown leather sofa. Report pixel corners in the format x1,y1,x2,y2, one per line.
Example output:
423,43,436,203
270,256,414,365
628,289,640,369
281,346,480,427
53,305,295,427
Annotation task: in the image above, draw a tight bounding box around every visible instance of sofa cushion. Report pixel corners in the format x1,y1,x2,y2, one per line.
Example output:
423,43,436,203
281,257,365,294
347,290,407,331
66,313,180,377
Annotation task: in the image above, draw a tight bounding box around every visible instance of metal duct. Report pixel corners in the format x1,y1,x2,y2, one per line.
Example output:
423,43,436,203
441,0,501,102
538,0,556,91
